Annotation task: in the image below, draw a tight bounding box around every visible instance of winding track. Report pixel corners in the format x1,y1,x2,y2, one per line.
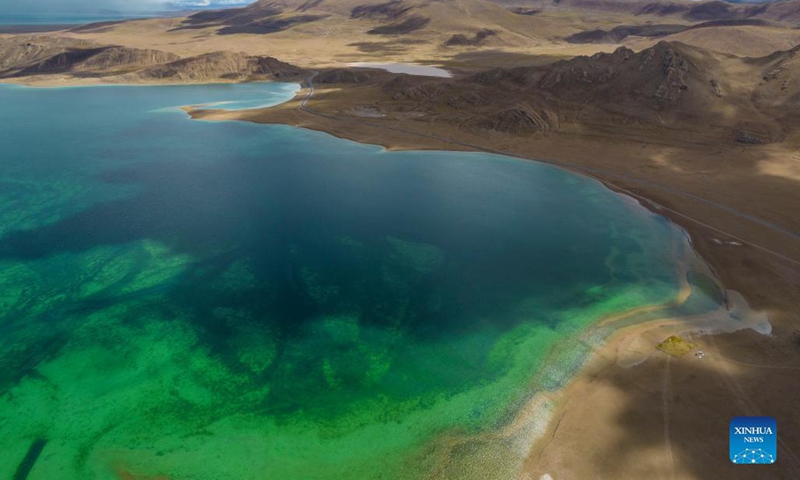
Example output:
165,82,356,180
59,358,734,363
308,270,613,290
299,72,800,266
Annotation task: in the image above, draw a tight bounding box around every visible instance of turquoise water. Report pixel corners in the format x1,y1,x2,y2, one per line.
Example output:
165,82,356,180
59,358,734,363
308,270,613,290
0,14,163,26
0,82,721,480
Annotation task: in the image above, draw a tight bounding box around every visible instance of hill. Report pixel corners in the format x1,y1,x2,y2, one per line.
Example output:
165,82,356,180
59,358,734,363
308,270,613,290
37,0,604,71
176,0,572,42
9,0,795,71
310,41,796,144
492,0,800,24
626,23,800,57
749,44,800,111
0,36,307,83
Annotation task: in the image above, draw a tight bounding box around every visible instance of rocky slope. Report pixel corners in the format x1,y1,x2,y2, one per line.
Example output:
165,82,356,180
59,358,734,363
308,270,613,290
170,0,574,46
0,36,96,74
131,51,305,81
493,0,800,24
0,36,306,83
749,45,800,113
321,41,796,142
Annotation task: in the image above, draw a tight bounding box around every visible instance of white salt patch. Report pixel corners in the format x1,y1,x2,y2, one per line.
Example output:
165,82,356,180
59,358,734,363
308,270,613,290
347,62,452,78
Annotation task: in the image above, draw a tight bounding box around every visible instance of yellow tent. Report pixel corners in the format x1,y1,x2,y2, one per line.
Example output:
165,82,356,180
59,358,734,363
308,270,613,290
656,335,697,357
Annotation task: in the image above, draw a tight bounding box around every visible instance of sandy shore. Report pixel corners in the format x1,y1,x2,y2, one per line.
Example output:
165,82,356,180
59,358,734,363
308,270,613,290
519,290,795,480
188,84,800,479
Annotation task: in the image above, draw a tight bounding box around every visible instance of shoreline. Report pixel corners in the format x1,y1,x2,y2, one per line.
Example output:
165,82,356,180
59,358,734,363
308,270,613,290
0,80,740,478
24,78,771,478
186,86,800,277
186,84,800,478
187,91,800,288
0,24,80,34
3,77,798,478
0,76,298,88
430,219,770,479
188,83,800,272
2,0,799,470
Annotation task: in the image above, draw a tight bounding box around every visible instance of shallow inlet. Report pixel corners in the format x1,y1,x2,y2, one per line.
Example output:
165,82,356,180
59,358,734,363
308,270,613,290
192,82,300,111
0,82,736,480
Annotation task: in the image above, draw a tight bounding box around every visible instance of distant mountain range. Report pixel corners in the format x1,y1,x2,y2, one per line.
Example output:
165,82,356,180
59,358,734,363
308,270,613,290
165,0,253,9
168,0,786,10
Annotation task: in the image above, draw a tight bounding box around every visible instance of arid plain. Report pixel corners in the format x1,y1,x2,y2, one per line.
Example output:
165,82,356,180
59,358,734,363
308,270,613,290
2,0,800,478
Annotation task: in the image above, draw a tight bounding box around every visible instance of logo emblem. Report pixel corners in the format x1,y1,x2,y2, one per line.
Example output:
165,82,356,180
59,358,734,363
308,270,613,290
730,417,777,464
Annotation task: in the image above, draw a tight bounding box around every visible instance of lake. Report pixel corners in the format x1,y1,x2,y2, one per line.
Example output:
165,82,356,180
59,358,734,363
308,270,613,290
0,82,723,480
0,14,164,26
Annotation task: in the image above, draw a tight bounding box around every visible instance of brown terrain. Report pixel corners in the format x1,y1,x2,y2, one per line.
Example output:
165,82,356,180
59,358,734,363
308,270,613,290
0,35,307,84
2,0,799,478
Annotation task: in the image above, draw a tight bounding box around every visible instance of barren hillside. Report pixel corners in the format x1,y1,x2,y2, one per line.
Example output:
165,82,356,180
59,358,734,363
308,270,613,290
311,41,797,145
0,36,307,83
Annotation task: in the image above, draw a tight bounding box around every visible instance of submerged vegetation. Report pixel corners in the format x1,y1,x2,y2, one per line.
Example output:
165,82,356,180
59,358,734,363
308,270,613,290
0,83,728,480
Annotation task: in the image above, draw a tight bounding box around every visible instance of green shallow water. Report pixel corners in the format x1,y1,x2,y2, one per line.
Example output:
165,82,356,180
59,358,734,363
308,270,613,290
0,83,721,480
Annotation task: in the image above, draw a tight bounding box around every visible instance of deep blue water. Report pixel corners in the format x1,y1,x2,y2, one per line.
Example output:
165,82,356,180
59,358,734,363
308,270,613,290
0,82,720,480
